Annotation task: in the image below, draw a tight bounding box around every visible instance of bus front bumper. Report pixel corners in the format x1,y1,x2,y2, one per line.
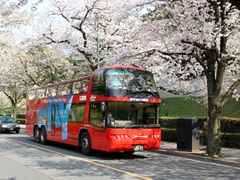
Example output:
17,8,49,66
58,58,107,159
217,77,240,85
108,135,161,152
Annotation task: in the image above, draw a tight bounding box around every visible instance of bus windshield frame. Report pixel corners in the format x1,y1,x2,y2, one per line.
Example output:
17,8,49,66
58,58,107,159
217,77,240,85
105,68,159,98
92,68,159,98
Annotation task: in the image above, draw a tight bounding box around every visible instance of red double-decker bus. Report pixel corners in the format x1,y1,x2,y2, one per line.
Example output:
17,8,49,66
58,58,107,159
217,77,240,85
26,65,161,155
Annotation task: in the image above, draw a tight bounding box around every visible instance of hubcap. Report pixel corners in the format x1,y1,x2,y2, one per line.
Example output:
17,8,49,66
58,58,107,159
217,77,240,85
82,138,89,149
35,129,39,137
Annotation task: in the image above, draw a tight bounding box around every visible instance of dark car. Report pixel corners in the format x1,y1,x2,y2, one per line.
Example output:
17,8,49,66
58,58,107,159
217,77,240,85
0,116,20,133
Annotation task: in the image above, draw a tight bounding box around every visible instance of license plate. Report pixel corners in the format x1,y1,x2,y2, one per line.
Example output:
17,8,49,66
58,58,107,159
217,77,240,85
133,145,144,151
10,128,14,131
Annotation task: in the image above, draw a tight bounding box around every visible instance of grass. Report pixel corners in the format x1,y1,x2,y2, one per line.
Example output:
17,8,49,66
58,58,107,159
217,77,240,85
222,98,240,117
160,97,240,118
160,97,207,117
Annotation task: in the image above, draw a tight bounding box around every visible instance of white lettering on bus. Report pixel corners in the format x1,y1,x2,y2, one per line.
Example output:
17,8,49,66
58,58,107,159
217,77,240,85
90,96,96,101
129,98,149,102
80,95,87,101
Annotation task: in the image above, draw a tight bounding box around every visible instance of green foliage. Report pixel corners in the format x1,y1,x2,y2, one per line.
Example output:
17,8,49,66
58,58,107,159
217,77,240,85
221,133,240,148
161,128,176,142
16,118,25,124
160,117,240,148
160,97,240,118
222,99,240,117
220,117,240,133
159,117,178,128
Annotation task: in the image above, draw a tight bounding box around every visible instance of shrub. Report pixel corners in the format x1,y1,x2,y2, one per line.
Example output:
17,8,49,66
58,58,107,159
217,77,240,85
161,128,176,142
159,117,240,148
159,117,178,129
221,133,240,148
220,117,240,133
16,118,25,124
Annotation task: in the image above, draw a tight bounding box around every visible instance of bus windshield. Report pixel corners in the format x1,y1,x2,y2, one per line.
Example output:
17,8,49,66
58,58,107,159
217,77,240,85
105,102,159,128
105,68,159,98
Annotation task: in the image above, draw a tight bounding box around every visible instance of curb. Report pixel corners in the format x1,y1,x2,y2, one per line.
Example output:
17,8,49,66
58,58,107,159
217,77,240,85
153,149,240,168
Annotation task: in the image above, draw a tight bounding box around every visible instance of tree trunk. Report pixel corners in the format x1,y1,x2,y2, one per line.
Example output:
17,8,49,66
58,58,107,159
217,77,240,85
205,55,223,156
12,103,17,120
206,97,222,156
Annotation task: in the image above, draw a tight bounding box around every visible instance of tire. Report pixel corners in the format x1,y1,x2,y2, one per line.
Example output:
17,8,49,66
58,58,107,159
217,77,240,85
80,132,92,155
40,127,47,145
34,127,40,143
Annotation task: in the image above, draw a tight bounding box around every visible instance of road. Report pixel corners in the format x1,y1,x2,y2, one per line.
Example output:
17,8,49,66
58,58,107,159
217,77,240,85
0,130,239,180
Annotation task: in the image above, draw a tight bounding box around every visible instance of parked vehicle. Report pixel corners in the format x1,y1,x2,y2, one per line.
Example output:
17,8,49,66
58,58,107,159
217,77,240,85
0,116,20,133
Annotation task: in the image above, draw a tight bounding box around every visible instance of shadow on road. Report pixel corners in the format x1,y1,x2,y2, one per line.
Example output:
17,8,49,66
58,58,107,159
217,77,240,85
4,134,147,161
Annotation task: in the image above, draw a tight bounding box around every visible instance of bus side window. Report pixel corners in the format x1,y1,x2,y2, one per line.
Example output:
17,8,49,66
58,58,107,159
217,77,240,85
28,91,36,100
69,104,85,122
81,80,88,93
73,81,82,94
58,85,65,95
92,70,105,95
90,102,104,127
37,89,46,99
59,84,72,95
46,87,58,97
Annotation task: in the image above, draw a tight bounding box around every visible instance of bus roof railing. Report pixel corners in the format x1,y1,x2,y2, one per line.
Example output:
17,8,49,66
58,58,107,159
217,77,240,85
29,76,89,92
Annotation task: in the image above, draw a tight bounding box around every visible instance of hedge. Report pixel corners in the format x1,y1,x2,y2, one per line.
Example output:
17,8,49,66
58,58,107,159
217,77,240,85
159,117,240,133
159,118,178,129
16,118,25,124
220,117,240,133
16,114,26,119
221,133,240,148
161,128,176,142
160,117,240,148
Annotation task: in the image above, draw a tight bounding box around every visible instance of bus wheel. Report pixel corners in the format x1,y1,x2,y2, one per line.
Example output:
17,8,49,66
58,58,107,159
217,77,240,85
40,127,47,145
80,132,92,155
34,127,40,143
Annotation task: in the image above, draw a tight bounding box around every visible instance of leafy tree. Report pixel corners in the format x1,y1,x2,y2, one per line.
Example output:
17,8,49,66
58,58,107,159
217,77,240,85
40,0,145,71
21,45,91,86
137,0,240,156
0,1,30,118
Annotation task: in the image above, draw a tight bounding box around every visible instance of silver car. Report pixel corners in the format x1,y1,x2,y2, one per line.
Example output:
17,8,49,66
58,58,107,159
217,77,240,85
0,116,20,133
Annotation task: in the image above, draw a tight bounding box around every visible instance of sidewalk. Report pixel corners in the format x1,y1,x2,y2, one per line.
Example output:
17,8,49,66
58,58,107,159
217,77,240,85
157,141,240,167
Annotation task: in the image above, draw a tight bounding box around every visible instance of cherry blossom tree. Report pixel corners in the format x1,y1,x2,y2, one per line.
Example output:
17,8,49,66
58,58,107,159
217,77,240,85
127,0,240,156
21,44,91,86
39,0,155,70
0,0,43,117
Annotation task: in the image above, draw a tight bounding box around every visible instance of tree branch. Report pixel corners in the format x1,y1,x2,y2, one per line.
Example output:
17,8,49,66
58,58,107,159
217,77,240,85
220,79,240,106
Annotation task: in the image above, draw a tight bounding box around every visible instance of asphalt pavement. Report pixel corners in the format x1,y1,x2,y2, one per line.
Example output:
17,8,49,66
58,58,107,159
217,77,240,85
158,141,240,168
20,124,240,167
0,129,240,180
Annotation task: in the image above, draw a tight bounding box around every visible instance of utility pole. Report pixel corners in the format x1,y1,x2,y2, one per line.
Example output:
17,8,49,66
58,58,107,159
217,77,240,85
96,14,100,69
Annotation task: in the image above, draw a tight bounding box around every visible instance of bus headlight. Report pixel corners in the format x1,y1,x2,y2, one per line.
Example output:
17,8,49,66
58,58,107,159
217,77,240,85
150,134,161,138
110,134,131,139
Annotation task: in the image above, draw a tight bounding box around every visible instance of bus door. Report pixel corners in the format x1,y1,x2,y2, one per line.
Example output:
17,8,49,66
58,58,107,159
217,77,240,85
89,102,107,150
